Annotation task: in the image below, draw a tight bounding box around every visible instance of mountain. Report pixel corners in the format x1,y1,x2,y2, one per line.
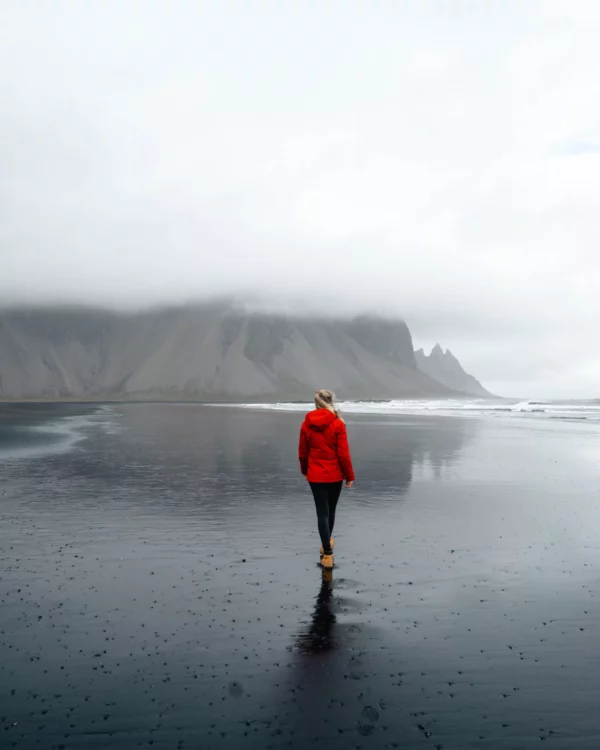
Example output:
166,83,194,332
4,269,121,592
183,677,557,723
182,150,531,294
415,344,492,398
0,304,488,401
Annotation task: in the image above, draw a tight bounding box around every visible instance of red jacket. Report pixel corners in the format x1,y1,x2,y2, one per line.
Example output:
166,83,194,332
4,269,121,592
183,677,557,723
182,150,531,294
299,408,355,483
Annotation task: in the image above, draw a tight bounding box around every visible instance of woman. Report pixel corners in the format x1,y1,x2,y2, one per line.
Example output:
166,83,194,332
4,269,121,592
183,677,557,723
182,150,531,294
299,389,355,569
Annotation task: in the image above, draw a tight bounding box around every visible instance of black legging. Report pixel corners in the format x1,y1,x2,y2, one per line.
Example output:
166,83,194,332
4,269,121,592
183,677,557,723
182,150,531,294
309,481,343,554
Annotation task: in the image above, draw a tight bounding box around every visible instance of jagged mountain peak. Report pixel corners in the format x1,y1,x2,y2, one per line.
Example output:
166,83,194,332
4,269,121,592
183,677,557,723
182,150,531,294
415,342,493,397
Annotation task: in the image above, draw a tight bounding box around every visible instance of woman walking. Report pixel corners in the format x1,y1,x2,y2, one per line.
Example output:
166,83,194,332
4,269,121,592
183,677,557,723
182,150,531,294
299,390,355,569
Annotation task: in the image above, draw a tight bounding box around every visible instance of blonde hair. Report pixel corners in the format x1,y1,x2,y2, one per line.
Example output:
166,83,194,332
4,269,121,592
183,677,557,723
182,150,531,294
314,389,340,417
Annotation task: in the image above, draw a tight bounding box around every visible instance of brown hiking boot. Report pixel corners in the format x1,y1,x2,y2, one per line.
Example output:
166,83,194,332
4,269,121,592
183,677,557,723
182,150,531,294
319,537,334,556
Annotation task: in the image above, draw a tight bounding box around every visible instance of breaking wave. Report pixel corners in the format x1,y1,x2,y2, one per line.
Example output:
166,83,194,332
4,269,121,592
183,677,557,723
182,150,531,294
232,399,600,423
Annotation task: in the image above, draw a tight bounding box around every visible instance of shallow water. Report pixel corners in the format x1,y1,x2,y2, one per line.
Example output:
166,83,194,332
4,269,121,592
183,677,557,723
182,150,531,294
1,403,599,749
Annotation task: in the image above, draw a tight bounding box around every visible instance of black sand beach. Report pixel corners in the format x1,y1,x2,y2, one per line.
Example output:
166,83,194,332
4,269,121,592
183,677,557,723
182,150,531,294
1,403,599,749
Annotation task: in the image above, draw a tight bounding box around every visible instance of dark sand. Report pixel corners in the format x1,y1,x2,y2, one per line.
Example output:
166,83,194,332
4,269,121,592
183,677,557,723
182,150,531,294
1,403,599,749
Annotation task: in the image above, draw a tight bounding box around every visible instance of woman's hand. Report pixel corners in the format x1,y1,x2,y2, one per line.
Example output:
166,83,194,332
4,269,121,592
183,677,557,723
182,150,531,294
345,480,354,489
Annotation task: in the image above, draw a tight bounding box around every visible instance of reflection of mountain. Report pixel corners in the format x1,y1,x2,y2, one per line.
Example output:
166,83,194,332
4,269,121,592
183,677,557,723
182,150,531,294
348,414,476,494
47,405,475,542
188,408,475,501
0,304,489,400
110,406,475,505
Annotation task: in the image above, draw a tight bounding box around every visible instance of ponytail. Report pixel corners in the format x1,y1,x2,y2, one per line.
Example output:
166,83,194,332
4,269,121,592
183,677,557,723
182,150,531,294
314,389,340,418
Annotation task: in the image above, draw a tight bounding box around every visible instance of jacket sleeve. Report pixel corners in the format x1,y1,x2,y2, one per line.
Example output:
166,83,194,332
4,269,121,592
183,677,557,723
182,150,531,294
299,424,309,476
336,421,355,481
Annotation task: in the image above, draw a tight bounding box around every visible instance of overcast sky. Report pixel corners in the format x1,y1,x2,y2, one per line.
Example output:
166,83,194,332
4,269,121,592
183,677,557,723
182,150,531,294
1,1,599,398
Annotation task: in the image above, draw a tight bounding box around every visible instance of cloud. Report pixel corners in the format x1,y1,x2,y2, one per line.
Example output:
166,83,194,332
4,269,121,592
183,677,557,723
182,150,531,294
1,0,600,397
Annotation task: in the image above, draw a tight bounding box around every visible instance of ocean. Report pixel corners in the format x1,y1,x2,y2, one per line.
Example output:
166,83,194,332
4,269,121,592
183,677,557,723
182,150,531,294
234,397,600,423
1,401,599,748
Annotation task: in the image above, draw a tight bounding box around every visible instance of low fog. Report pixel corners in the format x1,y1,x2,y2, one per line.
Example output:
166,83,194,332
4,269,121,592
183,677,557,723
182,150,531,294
1,1,599,398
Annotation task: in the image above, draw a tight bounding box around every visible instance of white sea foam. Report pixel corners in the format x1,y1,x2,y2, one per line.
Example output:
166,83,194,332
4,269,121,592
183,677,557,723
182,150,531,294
0,414,94,460
231,398,600,422
0,407,121,460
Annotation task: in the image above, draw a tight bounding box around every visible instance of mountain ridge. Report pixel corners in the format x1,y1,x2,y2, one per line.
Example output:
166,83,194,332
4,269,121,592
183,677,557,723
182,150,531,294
0,304,491,401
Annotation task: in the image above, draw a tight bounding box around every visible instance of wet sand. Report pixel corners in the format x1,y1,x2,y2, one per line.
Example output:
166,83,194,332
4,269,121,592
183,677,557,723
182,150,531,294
1,403,599,749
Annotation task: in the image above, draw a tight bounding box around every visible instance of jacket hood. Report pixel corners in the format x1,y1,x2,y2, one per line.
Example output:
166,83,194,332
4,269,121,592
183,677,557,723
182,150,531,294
305,408,337,432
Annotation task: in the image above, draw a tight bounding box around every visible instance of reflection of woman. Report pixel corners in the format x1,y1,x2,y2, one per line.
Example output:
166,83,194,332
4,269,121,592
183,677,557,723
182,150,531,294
296,570,336,654
299,390,355,569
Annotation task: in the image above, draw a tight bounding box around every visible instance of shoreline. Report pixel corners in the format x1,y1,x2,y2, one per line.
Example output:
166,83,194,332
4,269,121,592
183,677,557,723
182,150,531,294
0,395,505,405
